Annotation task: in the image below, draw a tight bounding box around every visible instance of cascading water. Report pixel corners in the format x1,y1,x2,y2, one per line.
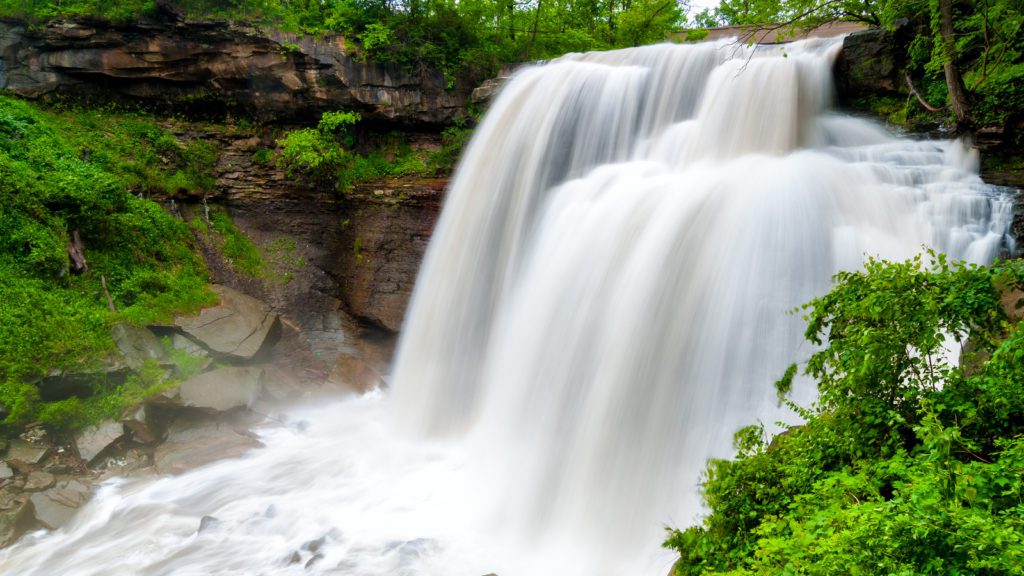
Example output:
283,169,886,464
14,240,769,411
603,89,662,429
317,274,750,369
0,38,1013,576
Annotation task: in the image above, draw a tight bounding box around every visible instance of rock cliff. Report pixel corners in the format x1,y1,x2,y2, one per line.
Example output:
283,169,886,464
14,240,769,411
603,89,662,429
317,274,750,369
0,18,467,125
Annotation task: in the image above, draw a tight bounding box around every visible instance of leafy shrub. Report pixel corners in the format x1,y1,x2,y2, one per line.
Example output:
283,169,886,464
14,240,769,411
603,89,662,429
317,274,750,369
277,110,360,181
667,256,1024,575
0,95,214,431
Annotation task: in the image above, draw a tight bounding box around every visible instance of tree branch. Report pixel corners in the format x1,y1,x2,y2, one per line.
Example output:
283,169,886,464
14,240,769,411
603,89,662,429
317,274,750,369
904,70,944,113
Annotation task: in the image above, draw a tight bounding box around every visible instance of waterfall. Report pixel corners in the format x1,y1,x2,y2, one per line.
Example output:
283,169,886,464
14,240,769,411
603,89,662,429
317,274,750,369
390,37,1011,567
0,38,1013,576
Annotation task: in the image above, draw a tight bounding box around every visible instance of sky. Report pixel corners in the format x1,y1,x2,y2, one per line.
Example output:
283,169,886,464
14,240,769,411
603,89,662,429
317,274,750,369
687,0,721,17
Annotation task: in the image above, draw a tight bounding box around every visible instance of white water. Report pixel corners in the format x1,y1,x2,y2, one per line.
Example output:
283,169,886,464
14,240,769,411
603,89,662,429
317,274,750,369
1,38,1014,576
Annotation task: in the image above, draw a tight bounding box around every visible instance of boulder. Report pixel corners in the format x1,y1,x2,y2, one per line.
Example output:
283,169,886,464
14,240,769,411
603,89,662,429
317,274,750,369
471,77,507,105
326,353,386,393
23,470,55,492
472,62,525,104
0,462,12,480
74,420,124,463
120,405,162,445
258,365,306,402
178,366,265,412
0,495,33,547
6,440,47,465
111,323,167,370
171,333,208,357
153,419,262,475
29,480,91,530
834,27,906,103
1000,286,1024,321
175,285,279,359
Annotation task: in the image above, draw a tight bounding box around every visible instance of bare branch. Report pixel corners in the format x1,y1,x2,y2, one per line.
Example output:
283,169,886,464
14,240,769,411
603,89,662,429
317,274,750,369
904,70,944,113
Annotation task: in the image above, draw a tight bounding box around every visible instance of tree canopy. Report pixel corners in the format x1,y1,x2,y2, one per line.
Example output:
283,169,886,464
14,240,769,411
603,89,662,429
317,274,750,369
667,255,1024,575
693,0,1024,134
0,0,692,82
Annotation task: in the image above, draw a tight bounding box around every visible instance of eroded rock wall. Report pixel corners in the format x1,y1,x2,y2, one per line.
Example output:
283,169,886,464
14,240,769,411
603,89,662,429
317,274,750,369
0,18,467,125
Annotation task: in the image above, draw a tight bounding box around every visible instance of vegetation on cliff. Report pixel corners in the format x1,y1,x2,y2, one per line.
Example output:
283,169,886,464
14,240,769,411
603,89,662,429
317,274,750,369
667,254,1024,574
0,0,689,82
0,96,216,432
275,110,472,189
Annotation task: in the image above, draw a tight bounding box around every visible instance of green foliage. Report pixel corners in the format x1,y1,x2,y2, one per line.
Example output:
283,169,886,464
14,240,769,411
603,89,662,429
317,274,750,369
1,0,691,84
207,210,266,278
277,110,360,181
667,256,1024,575
276,111,459,190
0,95,214,432
703,0,1024,136
0,0,157,22
429,123,474,174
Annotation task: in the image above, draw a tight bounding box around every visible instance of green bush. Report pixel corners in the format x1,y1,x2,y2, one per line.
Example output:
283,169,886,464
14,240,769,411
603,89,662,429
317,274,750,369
0,95,215,432
667,256,1024,575
277,110,360,181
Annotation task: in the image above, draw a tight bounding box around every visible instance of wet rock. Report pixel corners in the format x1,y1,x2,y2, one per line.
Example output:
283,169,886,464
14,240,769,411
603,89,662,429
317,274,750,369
338,180,445,331
470,63,523,105
175,285,279,359
198,515,220,533
1000,286,1024,321
23,471,55,492
29,480,91,530
302,536,326,554
121,405,162,445
258,366,306,402
326,353,385,394
153,419,262,475
471,77,507,105
75,420,124,463
178,366,265,411
171,333,208,357
97,448,154,481
6,440,48,465
0,496,34,547
111,323,167,370
834,28,905,102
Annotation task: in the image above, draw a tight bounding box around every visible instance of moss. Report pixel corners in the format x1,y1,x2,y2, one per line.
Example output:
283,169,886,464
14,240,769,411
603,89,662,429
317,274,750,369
206,210,267,278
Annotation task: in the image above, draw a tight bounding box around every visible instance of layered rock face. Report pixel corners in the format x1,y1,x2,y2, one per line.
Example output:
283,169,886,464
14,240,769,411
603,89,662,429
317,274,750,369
337,179,445,332
0,19,467,125
169,124,443,341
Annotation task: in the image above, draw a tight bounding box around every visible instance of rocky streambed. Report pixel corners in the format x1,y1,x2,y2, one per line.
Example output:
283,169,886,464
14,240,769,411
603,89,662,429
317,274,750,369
0,284,386,547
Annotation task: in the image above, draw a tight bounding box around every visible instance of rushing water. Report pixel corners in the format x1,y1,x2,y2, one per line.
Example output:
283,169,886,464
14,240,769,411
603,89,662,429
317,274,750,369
0,38,1014,576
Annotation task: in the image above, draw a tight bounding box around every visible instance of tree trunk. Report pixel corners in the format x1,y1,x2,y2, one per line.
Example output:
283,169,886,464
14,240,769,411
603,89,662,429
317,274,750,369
528,0,543,58
938,0,973,126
